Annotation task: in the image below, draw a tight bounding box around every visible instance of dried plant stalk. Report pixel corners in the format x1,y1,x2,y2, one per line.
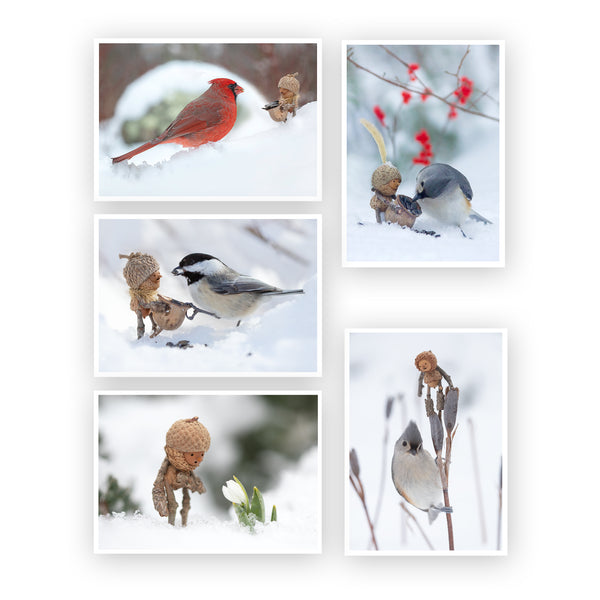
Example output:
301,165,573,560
349,448,379,550
468,418,487,544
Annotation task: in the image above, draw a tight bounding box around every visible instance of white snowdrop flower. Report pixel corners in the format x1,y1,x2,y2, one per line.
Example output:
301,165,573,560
222,479,247,505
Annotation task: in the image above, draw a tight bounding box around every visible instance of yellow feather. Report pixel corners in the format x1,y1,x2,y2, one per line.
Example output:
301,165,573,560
360,118,387,164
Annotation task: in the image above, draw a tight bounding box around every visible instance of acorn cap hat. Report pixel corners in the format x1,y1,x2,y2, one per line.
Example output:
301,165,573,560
278,72,300,94
119,252,160,288
166,417,211,453
372,163,402,190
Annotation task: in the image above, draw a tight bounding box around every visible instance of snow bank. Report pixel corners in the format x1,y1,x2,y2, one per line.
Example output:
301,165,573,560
96,448,320,554
97,60,319,198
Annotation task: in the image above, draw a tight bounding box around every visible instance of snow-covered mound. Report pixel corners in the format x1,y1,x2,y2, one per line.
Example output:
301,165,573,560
96,448,320,554
345,131,501,265
97,60,319,198
95,217,319,375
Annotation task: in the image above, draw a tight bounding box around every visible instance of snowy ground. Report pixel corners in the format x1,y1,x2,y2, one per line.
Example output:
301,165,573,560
345,131,501,265
344,43,502,265
95,217,319,375
346,330,505,554
96,60,319,199
95,394,320,553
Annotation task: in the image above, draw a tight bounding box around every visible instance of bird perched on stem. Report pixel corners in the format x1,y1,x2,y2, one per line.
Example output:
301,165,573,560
172,253,304,326
112,78,244,164
412,163,491,235
391,421,452,523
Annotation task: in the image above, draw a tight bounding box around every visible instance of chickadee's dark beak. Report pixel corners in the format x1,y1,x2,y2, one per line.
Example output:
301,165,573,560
412,190,424,203
171,267,183,276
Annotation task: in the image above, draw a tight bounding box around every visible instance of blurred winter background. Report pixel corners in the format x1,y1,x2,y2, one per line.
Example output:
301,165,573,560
345,43,501,264
95,216,319,375
347,330,505,553
96,393,320,553
96,42,319,198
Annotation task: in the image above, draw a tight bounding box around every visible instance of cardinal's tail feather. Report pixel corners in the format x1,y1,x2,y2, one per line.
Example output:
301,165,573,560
111,139,162,164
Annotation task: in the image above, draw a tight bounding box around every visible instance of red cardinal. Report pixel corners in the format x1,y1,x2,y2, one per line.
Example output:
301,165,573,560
112,78,244,164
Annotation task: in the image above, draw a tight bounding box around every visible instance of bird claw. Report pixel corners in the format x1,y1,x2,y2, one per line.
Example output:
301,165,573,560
185,303,220,320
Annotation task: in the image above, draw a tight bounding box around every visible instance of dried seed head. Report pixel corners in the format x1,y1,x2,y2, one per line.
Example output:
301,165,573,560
443,387,459,433
349,448,360,477
428,413,443,453
385,396,394,419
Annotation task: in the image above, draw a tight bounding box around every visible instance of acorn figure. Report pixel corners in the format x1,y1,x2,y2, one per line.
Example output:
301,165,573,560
263,72,300,122
119,252,162,339
152,417,211,526
119,252,219,340
415,350,457,416
361,118,422,227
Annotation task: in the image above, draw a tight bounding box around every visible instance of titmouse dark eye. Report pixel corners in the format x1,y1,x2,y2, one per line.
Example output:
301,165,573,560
402,440,407,447
417,443,422,452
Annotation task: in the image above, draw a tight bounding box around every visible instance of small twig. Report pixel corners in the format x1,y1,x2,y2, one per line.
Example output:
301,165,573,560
347,48,499,122
435,447,455,550
349,449,379,550
373,396,397,529
244,224,310,266
468,418,487,544
399,502,435,550
445,45,471,86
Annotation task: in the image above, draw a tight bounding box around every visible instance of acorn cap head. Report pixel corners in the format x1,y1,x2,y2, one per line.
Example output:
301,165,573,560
166,416,211,452
415,350,438,372
278,72,300,94
372,163,401,191
120,252,160,289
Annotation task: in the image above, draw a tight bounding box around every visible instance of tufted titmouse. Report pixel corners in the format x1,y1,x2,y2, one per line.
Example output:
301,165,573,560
412,163,492,234
172,253,304,326
391,420,452,523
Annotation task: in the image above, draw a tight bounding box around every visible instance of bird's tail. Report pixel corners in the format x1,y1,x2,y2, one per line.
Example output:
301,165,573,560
112,139,162,164
263,288,304,296
428,503,453,524
469,209,493,224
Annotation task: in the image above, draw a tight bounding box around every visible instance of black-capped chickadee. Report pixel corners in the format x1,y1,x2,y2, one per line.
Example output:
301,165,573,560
391,420,452,523
172,253,304,326
412,163,491,235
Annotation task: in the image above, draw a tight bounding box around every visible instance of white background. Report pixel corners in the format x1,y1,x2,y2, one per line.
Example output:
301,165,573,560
3,1,597,598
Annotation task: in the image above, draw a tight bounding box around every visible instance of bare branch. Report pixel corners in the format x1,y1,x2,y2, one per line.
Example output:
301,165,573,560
347,48,499,122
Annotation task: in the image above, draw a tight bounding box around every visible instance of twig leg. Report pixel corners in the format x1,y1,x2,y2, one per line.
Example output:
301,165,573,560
165,483,178,526
149,313,161,338
181,488,191,527
135,309,145,339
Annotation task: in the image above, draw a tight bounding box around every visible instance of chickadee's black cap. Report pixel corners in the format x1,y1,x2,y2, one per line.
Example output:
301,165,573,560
178,253,219,267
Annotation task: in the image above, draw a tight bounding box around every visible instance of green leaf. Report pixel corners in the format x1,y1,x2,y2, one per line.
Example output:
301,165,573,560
270,505,277,522
232,475,250,508
234,503,256,531
250,486,266,523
